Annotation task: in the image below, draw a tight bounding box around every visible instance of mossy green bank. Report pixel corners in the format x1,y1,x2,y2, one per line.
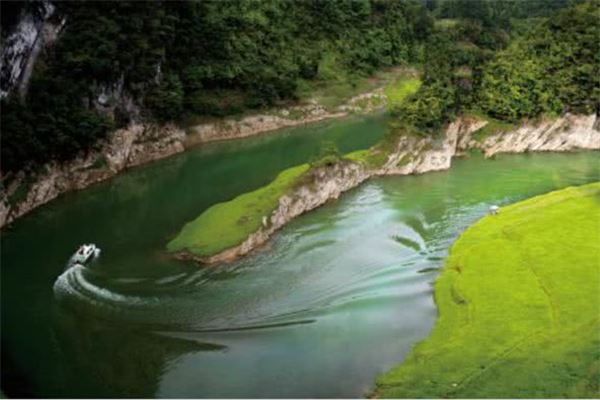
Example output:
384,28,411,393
375,182,600,398
167,164,309,257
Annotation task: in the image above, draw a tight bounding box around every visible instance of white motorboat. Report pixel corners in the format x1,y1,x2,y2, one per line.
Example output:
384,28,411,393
71,244,101,265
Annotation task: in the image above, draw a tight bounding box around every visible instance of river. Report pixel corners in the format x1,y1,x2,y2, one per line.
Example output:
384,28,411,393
1,113,598,398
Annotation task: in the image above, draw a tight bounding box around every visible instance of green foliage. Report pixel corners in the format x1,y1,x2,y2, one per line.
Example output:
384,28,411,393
1,85,114,173
387,0,591,136
384,77,422,112
2,0,433,174
167,164,310,257
396,80,456,131
310,141,342,168
466,112,517,142
376,182,600,398
2,0,588,173
391,14,507,133
343,149,371,165
479,2,599,120
145,74,184,122
435,0,582,24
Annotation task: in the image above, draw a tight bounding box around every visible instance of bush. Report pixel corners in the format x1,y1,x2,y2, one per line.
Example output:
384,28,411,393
145,74,184,122
310,141,342,168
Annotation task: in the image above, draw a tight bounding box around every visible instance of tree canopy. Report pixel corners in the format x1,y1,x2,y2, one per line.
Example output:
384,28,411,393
1,0,431,173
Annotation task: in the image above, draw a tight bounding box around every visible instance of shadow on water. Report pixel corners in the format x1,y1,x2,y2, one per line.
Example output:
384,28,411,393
51,308,226,398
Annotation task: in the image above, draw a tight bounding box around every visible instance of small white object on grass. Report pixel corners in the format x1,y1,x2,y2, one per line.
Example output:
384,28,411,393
489,205,499,215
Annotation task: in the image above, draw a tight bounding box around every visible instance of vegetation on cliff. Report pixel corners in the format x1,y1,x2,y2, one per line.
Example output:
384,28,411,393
2,0,590,176
1,0,432,174
389,0,596,134
375,182,600,398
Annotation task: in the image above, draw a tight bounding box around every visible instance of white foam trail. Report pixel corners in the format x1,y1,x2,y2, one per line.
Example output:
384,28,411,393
53,264,154,308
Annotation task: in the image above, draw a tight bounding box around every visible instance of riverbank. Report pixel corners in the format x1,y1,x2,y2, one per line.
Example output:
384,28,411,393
7,133,598,398
374,182,600,398
0,70,419,228
168,113,600,264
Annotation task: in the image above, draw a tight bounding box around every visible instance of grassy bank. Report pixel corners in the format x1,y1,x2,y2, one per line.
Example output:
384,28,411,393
375,182,600,398
167,164,309,257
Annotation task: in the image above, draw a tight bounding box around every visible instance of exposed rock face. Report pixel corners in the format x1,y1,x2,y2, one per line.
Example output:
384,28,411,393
184,94,388,146
0,87,385,227
0,1,65,99
188,113,599,265
2,109,598,244
185,106,345,145
469,114,600,157
1,124,185,226
90,74,141,124
193,161,371,264
378,118,487,175
0,87,389,228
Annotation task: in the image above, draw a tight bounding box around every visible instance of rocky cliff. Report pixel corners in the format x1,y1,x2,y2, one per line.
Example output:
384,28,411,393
0,1,65,99
184,90,386,145
0,124,185,226
185,113,599,265
467,113,600,157
0,88,387,228
187,161,371,264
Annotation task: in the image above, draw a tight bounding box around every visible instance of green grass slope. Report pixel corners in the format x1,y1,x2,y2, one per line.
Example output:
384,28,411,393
167,164,309,257
385,77,422,111
375,182,600,398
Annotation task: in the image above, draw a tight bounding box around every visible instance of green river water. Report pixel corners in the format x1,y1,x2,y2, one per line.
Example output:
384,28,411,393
1,113,598,398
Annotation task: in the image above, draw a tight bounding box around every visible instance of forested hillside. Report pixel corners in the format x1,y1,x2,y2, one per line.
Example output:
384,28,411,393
392,0,597,134
1,0,595,175
1,0,431,173
479,2,599,120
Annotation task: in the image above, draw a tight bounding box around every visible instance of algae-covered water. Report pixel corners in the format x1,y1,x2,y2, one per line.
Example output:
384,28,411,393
1,113,598,398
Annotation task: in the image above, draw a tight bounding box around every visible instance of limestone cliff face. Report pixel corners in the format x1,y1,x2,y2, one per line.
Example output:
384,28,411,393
0,86,388,228
467,114,600,157
189,113,599,265
0,1,65,99
184,90,385,145
379,113,599,179
2,112,598,239
0,124,185,226
378,118,486,176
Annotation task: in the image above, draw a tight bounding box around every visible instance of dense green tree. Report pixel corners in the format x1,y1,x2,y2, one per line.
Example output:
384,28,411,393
1,0,589,173
2,0,433,173
479,2,599,120
145,74,184,122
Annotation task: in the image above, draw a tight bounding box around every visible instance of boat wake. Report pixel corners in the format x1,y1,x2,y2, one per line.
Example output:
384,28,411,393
53,264,158,312
51,185,465,330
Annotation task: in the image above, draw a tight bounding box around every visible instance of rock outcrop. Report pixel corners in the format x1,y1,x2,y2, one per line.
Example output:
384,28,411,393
184,91,387,145
469,114,600,157
0,86,389,228
2,111,598,237
190,161,371,264
1,1,65,99
183,113,599,265
0,124,186,226
185,104,346,145
378,118,487,175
